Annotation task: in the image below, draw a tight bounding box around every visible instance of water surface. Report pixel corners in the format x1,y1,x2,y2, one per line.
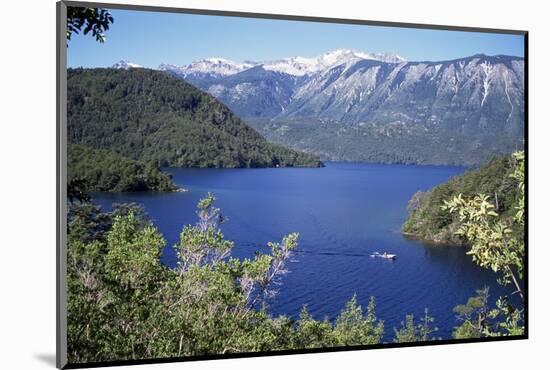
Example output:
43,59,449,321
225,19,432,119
93,162,509,340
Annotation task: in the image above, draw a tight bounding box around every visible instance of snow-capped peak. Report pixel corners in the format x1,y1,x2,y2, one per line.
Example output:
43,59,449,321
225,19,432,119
159,58,257,77
260,49,406,76
359,51,406,64
152,49,407,77
111,60,142,69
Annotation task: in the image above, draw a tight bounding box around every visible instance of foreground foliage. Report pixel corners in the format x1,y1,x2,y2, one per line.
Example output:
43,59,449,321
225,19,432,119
68,195,396,363
393,308,439,343
442,151,525,338
67,7,113,43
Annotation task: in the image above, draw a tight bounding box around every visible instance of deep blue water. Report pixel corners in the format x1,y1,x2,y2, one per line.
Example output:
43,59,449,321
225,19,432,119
93,162,510,341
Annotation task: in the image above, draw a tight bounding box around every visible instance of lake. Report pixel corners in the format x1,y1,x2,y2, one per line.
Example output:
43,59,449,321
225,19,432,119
93,162,509,341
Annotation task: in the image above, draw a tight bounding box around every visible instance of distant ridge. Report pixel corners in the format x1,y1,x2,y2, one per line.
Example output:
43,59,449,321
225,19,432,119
106,50,524,165
158,49,407,77
111,60,143,69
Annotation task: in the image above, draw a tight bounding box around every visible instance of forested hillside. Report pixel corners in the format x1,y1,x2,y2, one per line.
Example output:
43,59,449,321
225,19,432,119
247,117,523,166
67,68,323,168
68,144,177,192
402,154,523,244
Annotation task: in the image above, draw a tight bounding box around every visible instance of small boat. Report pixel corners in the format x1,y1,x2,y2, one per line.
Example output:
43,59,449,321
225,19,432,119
370,252,397,260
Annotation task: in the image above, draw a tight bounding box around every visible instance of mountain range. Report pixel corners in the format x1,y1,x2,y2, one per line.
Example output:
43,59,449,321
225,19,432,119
112,49,525,165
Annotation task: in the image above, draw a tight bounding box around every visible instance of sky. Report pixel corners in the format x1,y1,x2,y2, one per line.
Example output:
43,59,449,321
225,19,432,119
68,8,525,68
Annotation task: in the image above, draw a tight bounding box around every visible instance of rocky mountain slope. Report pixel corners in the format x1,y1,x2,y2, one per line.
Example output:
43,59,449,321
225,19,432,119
117,49,525,165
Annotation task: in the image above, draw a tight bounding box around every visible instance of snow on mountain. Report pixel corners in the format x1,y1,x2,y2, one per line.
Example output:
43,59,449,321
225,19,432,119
105,51,524,165
159,58,257,77
112,52,522,136
277,55,524,126
168,53,524,132
260,49,406,76
155,49,405,78
111,60,142,69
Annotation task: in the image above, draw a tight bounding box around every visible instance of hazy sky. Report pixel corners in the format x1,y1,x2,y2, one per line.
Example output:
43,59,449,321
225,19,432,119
68,8,525,68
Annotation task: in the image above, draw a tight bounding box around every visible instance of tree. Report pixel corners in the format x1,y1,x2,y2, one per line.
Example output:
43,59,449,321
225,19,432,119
68,144,178,193
442,151,525,299
332,295,384,346
452,287,524,338
67,177,90,203
452,287,491,339
67,7,114,43
67,68,323,169
403,155,521,245
442,151,525,337
407,190,426,213
393,308,438,343
66,194,391,362
294,295,384,349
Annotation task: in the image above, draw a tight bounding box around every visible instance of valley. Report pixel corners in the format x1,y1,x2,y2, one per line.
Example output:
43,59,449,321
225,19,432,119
140,49,525,165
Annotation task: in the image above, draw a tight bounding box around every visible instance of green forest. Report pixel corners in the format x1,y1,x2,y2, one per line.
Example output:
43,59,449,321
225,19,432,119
68,144,177,193
67,68,323,169
248,118,522,166
403,154,523,245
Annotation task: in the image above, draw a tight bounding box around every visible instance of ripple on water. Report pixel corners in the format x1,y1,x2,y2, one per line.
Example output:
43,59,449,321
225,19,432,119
93,162,512,340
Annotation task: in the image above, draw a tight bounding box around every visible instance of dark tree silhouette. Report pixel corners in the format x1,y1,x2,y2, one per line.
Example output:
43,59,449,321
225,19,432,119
67,7,114,43
67,178,91,203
